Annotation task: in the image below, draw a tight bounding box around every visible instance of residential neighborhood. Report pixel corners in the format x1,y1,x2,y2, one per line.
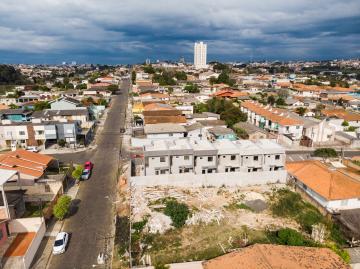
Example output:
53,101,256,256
0,4,359,267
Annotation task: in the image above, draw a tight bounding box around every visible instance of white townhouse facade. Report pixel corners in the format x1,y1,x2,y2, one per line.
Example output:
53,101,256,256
143,138,285,176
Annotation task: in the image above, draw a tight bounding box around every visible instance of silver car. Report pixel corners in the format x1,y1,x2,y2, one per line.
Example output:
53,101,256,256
53,232,69,255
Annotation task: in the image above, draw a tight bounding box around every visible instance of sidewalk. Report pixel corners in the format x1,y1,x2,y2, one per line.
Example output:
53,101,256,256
31,182,80,269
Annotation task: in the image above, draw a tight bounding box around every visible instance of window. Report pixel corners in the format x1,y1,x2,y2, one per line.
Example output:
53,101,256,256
274,167,279,171
19,131,25,135
0,229,3,241
184,168,190,173
208,156,213,162
155,170,159,175
160,157,166,163
184,156,189,160
169,134,173,137
231,155,236,160
230,168,236,172
223,155,226,158
340,200,348,206
202,170,206,174
286,126,290,132
179,169,183,174
296,126,300,129
275,155,280,160
253,168,258,172
248,168,251,173
208,169,213,173
225,168,229,172
254,156,258,161
160,170,166,174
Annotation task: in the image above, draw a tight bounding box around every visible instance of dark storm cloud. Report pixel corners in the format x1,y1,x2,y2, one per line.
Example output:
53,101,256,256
0,0,358,63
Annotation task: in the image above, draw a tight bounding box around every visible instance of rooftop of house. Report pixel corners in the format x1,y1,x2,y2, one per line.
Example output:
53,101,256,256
0,109,33,116
196,120,226,127
202,244,350,269
213,89,249,98
33,108,88,118
233,122,268,135
144,115,187,124
207,126,235,136
0,150,54,178
49,96,81,105
143,103,176,111
322,108,360,121
286,160,360,201
241,101,303,126
144,123,187,134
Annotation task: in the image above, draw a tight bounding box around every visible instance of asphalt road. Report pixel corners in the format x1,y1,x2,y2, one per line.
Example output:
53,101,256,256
48,80,129,269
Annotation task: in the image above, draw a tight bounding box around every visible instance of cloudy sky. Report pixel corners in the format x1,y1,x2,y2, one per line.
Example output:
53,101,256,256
0,0,359,64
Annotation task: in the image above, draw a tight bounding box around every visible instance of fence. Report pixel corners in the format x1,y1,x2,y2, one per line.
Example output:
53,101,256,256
131,170,287,187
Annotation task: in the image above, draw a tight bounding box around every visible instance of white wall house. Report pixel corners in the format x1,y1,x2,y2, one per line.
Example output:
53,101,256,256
141,139,286,185
287,160,360,212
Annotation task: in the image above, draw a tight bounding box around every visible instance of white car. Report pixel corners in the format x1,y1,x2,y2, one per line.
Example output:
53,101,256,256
81,169,91,180
26,146,39,153
53,232,69,255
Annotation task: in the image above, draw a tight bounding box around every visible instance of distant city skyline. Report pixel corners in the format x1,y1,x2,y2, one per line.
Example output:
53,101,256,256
0,0,359,64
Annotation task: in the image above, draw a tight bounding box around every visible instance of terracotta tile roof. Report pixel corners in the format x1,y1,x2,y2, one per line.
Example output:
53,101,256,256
322,109,360,121
0,150,54,178
286,160,360,200
89,82,111,88
292,84,355,93
202,244,350,269
140,92,169,99
241,101,303,126
144,116,187,124
4,232,36,257
143,103,176,111
213,89,248,98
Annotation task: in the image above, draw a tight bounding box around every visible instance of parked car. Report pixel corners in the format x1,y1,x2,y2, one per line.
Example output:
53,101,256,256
81,169,91,180
53,232,69,255
26,146,39,153
84,161,93,171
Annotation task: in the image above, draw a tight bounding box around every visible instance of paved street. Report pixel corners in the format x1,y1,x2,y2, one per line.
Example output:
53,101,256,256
286,149,360,162
46,80,129,269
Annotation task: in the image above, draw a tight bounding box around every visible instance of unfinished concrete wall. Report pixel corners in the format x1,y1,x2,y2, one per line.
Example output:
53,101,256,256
131,170,287,187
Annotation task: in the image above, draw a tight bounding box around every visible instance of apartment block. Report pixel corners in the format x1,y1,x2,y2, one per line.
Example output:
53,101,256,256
143,138,285,176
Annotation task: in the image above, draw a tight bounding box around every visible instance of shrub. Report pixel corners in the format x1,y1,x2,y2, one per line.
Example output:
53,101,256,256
53,195,72,220
327,243,351,263
277,228,304,246
57,139,66,147
154,264,170,269
300,210,324,233
341,120,349,127
164,200,190,228
314,148,338,158
72,165,84,180
132,219,148,233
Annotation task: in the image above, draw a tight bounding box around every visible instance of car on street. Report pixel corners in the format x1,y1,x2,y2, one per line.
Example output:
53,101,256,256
84,161,93,171
81,169,91,180
53,232,69,255
26,146,39,153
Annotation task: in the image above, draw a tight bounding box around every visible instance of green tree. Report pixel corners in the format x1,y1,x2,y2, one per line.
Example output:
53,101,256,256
295,107,307,116
53,195,72,220
234,127,249,139
267,95,276,105
277,228,304,246
72,165,84,180
107,84,118,92
131,70,136,84
183,83,199,93
34,101,50,111
57,139,66,147
341,120,349,127
76,83,87,89
276,97,286,106
9,103,18,109
314,148,338,158
154,264,170,269
164,200,190,228
175,71,187,80
143,65,155,74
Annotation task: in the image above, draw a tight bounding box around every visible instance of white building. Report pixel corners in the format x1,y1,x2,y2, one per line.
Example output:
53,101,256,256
287,160,360,212
143,138,285,176
194,42,207,69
